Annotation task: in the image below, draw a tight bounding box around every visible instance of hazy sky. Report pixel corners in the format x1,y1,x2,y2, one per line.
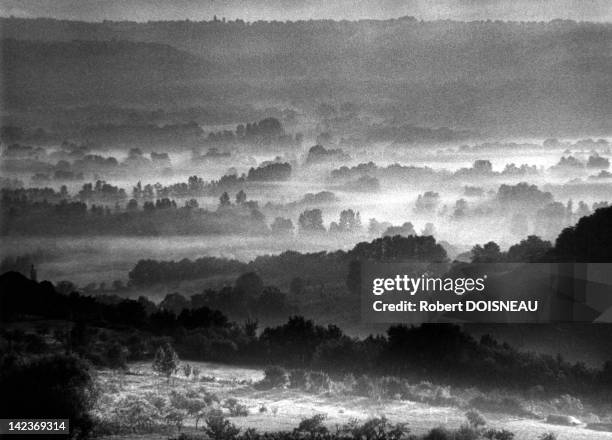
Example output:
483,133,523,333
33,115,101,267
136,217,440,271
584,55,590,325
1,0,610,22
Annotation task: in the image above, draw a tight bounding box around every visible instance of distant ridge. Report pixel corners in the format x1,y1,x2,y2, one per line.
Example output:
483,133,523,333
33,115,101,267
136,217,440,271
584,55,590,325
1,16,611,135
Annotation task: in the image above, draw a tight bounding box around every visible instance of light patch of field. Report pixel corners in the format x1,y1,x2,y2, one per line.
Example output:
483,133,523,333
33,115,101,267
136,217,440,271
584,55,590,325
128,361,265,383
96,361,612,440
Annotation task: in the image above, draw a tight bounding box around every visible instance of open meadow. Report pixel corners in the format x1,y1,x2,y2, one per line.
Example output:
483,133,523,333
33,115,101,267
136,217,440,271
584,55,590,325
93,361,612,440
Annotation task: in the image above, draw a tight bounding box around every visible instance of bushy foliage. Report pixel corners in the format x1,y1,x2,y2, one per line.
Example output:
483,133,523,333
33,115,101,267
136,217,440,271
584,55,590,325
112,395,160,431
294,414,328,436
454,425,481,440
153,342,179,380
554,205,612,261
342,416,410,440
256,365,289,389
423,427,454,440
223,398,249,417
483,429,515,440
105,342,128,369
0,187,269,237
465,410,486,428
259,317,344,367
0,354,98,439
164,409,186,431
169,389,219,429
552,394,583,415
205,415,241,440
2,256,611,409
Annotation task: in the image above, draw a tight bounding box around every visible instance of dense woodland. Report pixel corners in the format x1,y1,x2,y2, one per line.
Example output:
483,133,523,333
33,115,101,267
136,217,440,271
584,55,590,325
3,207,612,387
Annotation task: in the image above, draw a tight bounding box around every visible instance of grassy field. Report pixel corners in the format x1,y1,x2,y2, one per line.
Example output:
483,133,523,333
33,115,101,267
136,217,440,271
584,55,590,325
95,361,612,440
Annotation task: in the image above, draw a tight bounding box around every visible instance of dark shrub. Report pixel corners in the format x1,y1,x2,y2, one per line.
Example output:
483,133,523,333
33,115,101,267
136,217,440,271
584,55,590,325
484,429,515,440
345,417,410,440
294,414,328,435
205,415,240,440
256,365,289,389
223,398,249,417
455,425,481,440
465,409,486,428
424,427,454,440
105,342,128,369
0,353,98,439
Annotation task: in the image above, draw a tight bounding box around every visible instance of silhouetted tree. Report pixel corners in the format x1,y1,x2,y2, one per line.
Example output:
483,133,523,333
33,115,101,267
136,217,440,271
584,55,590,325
415,191,440,213
219,192,231,207
506,235,551,262
159,293,190,316
298,209,325,233
472,241,503,263
153,342,179,381
271,217,294,234
127,198,138,210
554,205,612,261
185,198,199,209
235,190,247,204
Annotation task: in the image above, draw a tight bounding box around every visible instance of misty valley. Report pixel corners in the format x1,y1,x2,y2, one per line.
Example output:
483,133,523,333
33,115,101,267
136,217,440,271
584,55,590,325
2,131,611,285
1,14,612,440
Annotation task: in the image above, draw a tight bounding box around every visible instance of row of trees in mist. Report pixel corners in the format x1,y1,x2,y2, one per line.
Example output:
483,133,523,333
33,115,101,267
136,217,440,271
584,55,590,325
5,142,607,187
126,205,612,290
4,177,605,240
2,270,611,403
1,184,366,237
2,113,293,152
0,193,268,236
128,234,445,286
330,156,609,187
2,143,171,182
